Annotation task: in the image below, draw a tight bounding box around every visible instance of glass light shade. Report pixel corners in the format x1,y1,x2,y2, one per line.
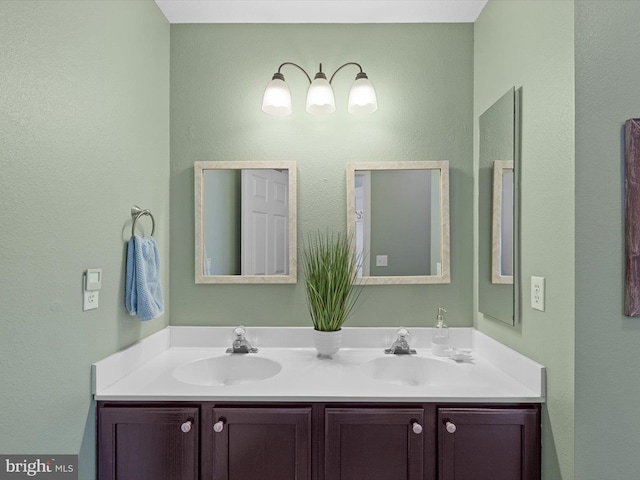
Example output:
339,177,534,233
262,78,292,116
348,77,378,114
306,78,336,115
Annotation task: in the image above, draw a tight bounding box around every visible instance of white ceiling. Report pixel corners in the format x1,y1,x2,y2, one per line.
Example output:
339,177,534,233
154,0,488,24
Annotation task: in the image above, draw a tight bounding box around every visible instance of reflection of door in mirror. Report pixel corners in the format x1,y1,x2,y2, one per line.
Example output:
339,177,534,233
346,161,450,285
241,169,289,276
195,161,297,284
478,87,521,325
354,172,371,277
203,169,288,276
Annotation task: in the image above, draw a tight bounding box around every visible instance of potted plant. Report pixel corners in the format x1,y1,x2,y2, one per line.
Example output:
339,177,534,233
302,229,362,357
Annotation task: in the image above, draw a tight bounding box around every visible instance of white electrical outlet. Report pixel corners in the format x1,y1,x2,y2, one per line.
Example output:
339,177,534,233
83,290,99,311
531,276,545,311
83,268,102,311
376,255,388,267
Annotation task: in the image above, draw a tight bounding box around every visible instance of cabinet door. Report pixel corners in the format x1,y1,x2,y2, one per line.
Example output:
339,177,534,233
324,407,428,480
438,407,540,480
209,407,312,480
98,406,199,480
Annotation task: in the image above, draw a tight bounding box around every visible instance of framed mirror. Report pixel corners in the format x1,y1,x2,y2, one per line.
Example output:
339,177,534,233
194,161,297,284
492,160,514,284
479,87,521,325
346,161,450,285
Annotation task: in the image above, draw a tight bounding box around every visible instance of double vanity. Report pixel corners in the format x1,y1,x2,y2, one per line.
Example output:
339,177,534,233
91,83,532,479
94,326,544,480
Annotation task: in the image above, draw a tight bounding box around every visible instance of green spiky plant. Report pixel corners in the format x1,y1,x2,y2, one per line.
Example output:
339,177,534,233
302,230,363,332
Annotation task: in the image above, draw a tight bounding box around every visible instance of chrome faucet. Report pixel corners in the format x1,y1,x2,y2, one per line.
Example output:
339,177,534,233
226,326,258,354
385,328,416,355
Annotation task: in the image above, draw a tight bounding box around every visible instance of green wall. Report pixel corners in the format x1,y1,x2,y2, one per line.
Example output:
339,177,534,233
170,24,474,327
474,1,575,479
575,1,640,477
0,1,169,477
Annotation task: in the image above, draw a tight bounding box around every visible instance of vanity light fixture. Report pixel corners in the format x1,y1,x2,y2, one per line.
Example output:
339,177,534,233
262,62,378,116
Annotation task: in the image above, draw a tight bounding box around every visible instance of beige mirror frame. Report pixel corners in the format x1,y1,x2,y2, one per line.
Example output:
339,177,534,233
492,160,514,284
346,161,451,285
194,161,297,284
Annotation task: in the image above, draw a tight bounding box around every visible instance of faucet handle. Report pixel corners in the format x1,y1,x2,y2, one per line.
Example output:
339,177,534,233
385,328,416,355
227,326,258,354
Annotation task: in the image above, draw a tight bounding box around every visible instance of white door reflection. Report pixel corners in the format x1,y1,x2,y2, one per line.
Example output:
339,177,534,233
354,171,370,277
241,169,289,276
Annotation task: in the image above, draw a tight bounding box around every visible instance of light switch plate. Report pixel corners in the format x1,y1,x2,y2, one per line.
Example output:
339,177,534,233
531,276,545,311
85,268,102,291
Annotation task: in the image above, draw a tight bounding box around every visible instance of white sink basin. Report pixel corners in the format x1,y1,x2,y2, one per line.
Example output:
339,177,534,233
172,355,282,386
363,355,474,387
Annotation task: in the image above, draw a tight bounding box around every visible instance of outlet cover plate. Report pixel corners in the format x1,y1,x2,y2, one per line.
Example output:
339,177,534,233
83,290,99,311
376,255,388,267
531,276,545,311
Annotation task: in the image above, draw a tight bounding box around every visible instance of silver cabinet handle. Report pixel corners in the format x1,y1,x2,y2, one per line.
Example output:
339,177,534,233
181,421,192,433
445,421,457,434
412,422,423,434
213,420,225,433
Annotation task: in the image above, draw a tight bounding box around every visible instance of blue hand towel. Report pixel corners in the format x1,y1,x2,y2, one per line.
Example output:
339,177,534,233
125,236,164,321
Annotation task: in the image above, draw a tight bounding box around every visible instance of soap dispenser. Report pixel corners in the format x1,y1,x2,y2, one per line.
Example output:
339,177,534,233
431,307,450,356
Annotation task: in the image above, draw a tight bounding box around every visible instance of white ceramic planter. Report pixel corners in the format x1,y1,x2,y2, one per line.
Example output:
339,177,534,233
312,329,342,358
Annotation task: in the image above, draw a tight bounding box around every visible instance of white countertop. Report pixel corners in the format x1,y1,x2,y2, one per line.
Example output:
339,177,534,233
93,327,545,403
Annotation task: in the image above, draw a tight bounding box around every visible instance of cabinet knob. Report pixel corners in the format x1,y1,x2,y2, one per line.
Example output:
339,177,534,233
445,421,457,434
213,420,225,433
412,422,423,435
180,421,192,433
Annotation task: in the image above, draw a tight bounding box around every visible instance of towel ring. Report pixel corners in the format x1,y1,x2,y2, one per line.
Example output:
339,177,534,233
131,206,155,237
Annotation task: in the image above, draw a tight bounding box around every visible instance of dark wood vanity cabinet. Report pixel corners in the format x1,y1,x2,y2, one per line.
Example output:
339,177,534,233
206,406,312,480
438,407,540,480
98,405,199,480
323,406,435,480
97,402,540,480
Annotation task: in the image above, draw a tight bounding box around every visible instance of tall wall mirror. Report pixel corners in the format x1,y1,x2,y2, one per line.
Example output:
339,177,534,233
478,87,522,325
346,161,450,285
194,161,297,284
